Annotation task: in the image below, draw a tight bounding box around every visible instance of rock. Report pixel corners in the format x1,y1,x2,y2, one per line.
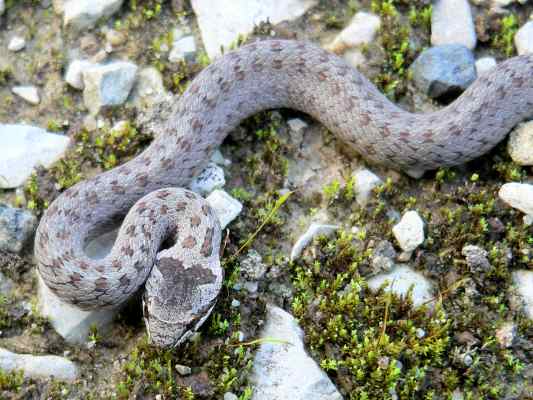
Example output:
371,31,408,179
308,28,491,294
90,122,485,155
175,364,192,376
326,11,381,53
410,45,476,99
0,347,79,381
250,305,342,400
8,36,26,52
224,393,238,400
130,67,168,109
507,121,533,166
191,0,317,59
515,21,533,55
392,211,424,252
499,183,533,217
239,249,267,282
290,223,339,261
0,124,71,188
0,204,37,254
206,189,243,229
82,61,138,114
352,169,382,206
287,118,308,145
0,0,4,15
371,240,396,274
495,322,515,348
189,163,225,196
475,56,496,75
105,29,126,46
0,272,14,294
210,149,231,166
65,59,93,90
37,274,118,344
63,0,124,31
169,35,197,63
367,265,434,307
11,86,40,105
431,0,476,50
461,245,491,273
512,270,533,319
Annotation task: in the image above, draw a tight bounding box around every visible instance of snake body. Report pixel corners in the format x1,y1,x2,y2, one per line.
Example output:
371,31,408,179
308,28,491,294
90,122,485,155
35,40,533,347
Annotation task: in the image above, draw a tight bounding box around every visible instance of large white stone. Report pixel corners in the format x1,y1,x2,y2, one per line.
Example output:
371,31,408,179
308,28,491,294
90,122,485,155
250,305,342,400
290,223,339,261
326,11,381,53
11,86,40,105
65,59,93,90
508,121,533,166
191,0,317,59
37,274,118,344
353,169,382,206
499,183,533,216
515,21,533,55
367,265,434,307
513,270,533,319
392,211,425,252
206,189,243,229
0,125,71,188
83,61,138,114
431,0,477,50
0,347,79,381
63,0,124,30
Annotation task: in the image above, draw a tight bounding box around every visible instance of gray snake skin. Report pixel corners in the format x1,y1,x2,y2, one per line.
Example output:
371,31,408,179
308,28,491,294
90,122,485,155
35,40,533,347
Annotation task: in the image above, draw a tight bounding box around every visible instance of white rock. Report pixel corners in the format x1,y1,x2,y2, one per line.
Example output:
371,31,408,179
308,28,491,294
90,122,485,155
290,223,339,261
495,322,515,348
343,49,366,68
0,0,4,15
431,0,477,50
392,211,425,252
353,169,382,206
499,183,533,216
508,121,533,165
0,347,79,381
11,86,40,105
224,393,239,400
515,21,533,55
287,118,308,135
37,274,118,344
0,125,71,188
63,0,124,30
210,149,231,166
250,305,342,400
326,11,381,53
65,59,93,90
475,56,496,75
191,0,317,59
82,61,138,114
190,162,226,196
130,67,167,109
168,35,197,63
367,265,434,307
8,36,26,52
206,189,243,229
513,270,533,319
52,0,64,14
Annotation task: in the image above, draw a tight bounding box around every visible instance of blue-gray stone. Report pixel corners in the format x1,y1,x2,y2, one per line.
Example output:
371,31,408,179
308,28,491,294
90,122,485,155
410,44,476,99
0,203,37,254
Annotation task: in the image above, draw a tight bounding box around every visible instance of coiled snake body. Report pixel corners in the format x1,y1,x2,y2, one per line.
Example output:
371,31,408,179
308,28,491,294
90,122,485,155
35,40,533,347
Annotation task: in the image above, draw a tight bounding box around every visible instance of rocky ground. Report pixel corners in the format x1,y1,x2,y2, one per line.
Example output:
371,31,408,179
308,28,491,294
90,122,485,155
0,0,532,399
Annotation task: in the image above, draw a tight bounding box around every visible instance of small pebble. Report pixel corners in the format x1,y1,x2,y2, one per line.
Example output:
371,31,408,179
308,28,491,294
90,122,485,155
514,21,533,55
175,364,192,376
8,36,26,52
392,211,425,252
507,121,533,166
11,86,40,105
475,56,496,75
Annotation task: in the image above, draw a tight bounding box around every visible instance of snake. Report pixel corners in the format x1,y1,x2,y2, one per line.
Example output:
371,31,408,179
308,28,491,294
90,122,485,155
34,40,533,348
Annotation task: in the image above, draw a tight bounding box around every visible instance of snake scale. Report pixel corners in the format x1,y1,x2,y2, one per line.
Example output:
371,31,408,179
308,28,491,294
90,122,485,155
35,40,533,347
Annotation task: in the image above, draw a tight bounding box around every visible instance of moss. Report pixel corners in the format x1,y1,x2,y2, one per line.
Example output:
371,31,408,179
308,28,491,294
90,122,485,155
491,14,520,57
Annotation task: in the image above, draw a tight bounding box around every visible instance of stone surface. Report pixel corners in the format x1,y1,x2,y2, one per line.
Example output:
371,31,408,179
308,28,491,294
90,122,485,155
410,45,476,99
0,272,14,294
431,0,477,50
499,183,533,216
11,86,40,105
507,121,533,166
0,0,4,15
206,189,243,229
462,244,491,273
392,211,425,252
515,21,533,55
353,169,382,206
0,347,79,381
130,67,168,109
371,240,397,274
290,223,339,261
475,56,496,75
0,124,71,188
65,59,93,90
0,204,37,254
326,11,381,53
250,305,342,400
512,270,533,319
37,274,118,344
189,163,225,196
83,61,138,114
63,0,124,30
191,0,317,59
169,35,197,63
367,265,434,307
8,36,26,52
